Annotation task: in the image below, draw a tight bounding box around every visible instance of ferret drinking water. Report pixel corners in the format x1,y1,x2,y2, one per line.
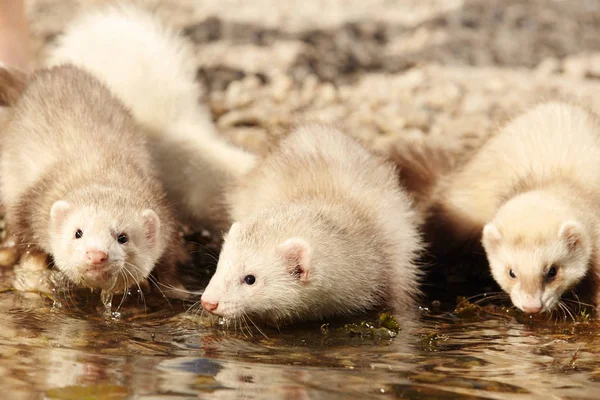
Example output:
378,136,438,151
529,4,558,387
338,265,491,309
394,102,600,314
0,65,188,297
200,124,423,324
46,5,257,230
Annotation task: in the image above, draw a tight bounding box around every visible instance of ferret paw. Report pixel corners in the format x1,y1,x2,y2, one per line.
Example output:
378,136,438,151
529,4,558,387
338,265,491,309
0,247,18,268
13,251,53,294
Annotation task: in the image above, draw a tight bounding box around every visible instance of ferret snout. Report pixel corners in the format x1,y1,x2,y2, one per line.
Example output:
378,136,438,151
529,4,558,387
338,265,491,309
86,249,108,265
201,298,219,313
520,293,543,314
522,304,542,314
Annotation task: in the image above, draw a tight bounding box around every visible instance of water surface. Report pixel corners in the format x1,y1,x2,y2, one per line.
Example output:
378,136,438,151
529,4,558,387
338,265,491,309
1,266,599,400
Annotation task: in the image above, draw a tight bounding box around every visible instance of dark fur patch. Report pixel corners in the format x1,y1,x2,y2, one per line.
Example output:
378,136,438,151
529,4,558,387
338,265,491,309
0,67,27,107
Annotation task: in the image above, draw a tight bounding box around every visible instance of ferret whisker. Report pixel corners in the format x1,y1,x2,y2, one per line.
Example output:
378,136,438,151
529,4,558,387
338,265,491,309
238,319,247,338
115,270,130,312
464,292,507,303
121,261,152,311
183,300,198,314
557,302,571,322
198,304,207,320
558,303,570,322
145,273,173,309
186,240,219,252
572,292,589,311
149,279,199,297
121,264,147,311
239,315,250,338
241,316,251,338
560,301,576,322
189,301,202,315
471,294,509,306
188,250,219,264
57,284,72,311
563,296,594,310
561,305,569,322
243,314,255,338
235,319,242,337
554,303,565,322
245,313,268,339
62,277,78,311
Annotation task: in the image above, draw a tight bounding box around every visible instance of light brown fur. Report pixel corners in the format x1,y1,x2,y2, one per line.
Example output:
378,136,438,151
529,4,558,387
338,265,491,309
0,65,188,297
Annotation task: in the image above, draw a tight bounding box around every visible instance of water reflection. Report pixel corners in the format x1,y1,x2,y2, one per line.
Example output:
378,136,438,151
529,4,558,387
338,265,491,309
0,282,599,399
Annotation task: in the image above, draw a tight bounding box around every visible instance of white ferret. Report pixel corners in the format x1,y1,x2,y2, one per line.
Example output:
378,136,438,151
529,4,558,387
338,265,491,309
46,5,257,229
395,102,600,314
200,124,423,324
0,65,188,296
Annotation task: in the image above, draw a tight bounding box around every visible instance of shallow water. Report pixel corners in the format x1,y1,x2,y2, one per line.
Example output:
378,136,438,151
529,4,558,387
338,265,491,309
1,268,600,400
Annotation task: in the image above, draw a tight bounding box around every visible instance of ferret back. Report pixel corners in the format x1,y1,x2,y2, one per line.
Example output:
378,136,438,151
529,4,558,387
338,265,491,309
47,4,216,140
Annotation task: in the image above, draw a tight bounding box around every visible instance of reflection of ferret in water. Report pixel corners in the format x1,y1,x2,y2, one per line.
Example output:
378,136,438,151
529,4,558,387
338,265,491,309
392,102,600,314
46,5,257,230
0,65,188,297
200,124,423,324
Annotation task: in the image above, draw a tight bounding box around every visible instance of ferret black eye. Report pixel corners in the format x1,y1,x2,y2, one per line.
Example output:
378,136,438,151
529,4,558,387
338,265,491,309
117,233,128,244
546,265,558,282
244,275,256,285
75,229,83,239
509,269,516,279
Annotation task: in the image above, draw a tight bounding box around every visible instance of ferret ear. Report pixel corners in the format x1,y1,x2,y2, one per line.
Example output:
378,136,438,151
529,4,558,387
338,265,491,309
227,222,241,239
277,237,312,283
559,220,585,252
142,209,161,247
50,200,72,232
482,223,502,251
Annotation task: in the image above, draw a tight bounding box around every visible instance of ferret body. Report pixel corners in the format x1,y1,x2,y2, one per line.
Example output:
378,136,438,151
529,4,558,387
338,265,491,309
201,124,423,324
46,5,257,229
0,65,187,296
395,102,600,314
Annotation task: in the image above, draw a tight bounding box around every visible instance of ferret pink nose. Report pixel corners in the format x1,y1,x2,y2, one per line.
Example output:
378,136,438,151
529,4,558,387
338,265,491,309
201,299,219,313
86,250,108,265
522,304,543,314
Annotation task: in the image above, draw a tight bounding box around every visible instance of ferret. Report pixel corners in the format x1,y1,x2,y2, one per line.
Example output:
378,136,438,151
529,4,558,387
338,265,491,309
393,102,600,314
200,124,423,325
46,5,257,230
0,65,188,297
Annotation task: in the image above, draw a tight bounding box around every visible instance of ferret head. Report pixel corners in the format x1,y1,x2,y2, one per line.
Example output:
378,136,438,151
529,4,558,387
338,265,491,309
201,213,317,323
482,192,591,314
49,199,162,291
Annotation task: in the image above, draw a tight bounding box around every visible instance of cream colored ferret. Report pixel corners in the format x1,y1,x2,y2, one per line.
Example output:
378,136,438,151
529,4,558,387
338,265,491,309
0,65,187,295
200,124,423,325
47,4,256,229
400,102,600,314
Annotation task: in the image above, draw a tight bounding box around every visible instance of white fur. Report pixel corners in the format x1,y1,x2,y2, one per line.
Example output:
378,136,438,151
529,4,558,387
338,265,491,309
50,205,159,290
46,4,257,225
201,124,423,324
448,102,600,313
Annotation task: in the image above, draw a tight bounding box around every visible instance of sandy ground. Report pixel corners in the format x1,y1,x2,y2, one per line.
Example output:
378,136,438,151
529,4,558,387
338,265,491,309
24,0,600,156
